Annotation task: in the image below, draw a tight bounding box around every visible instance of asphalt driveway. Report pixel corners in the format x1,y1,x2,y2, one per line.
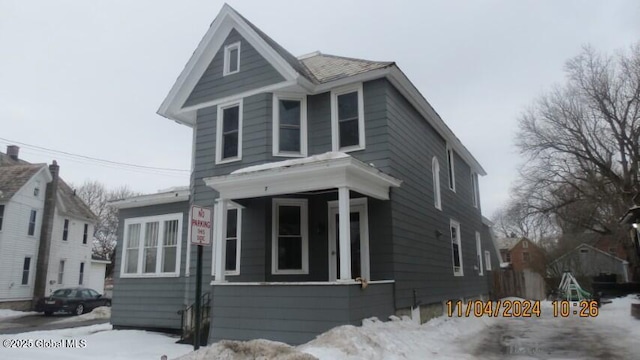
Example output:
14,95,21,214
0,314,109,335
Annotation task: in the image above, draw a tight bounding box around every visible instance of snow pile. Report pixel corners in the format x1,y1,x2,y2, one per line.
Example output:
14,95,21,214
231,152,349,174
300,315,496,360
0,309,38,320
52,306,111,324
175,339,317,360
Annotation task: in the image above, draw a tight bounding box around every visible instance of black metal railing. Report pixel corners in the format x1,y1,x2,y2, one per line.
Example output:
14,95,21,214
178,292,211,345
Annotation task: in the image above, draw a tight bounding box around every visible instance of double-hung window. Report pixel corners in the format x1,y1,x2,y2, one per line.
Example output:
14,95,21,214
28,210,37,236
475,232,483,276
273,94,307,157
331,84,365,152
484,250,492,271
447,147,456,191
216,100,243,164
432,157,442,210
471,173,479,208
0,204,4,231
121,213,183,277
79,262,85,285
225,207,241,275
63,219,69,241
58,260,65,284
223,42,240,76
272,199,308,274
22,257,31,285
82,224,88,244
450,220,463,276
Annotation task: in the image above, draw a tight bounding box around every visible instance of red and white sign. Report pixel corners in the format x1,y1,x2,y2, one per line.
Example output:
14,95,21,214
190,205,212,246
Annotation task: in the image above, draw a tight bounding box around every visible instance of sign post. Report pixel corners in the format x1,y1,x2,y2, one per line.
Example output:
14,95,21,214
190,205,212,350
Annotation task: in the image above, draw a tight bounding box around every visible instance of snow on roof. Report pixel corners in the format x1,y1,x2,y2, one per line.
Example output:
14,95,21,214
231,152,350,175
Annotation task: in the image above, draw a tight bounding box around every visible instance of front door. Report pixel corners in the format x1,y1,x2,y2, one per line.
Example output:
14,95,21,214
328,199,370,281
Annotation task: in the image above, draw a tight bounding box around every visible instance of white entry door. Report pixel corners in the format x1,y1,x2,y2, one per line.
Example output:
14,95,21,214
328,198,370,281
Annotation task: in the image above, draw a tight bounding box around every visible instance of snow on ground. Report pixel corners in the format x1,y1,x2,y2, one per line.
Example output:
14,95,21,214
0,323,192,360
0,309,38,321
51,306,111,324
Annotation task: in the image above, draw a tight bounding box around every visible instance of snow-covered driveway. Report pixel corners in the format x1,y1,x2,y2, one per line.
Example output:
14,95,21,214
465,299,640,359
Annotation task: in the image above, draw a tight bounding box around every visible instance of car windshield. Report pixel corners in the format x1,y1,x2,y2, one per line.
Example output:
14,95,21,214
51,289,78,298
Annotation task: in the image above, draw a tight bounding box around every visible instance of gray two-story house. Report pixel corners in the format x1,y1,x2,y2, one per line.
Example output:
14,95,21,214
112,4,500,345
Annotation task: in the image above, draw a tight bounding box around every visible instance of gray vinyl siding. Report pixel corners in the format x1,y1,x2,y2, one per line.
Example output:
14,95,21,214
209,283,394,345
112,201,189,330
384,79,489,309
184,29,285,108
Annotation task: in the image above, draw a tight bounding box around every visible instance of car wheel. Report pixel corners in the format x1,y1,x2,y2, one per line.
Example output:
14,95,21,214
75,304,84,316
44,311,53,316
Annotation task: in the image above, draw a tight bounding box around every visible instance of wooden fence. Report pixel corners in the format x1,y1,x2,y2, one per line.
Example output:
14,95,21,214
492,269,546,300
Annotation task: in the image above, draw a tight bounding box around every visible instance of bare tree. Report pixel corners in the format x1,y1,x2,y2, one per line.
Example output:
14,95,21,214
514,42,640,278
73,180,139,276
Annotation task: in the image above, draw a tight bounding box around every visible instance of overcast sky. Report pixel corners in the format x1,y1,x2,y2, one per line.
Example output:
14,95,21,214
1,0,638,217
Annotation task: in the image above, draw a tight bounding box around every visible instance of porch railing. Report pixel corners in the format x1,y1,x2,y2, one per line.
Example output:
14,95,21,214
178,292,211,346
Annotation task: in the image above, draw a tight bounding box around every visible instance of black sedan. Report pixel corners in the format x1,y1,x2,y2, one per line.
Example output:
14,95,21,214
36,287,111,316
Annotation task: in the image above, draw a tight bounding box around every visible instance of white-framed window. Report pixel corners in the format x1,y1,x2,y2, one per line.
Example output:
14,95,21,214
82,224,88,244
216,100,243,164
79,262,85,285
0,204,4,231
447,147,455,191
450,220,463,276
522,241,528,249
272,94,307,157
34,181,40,197
21,257,31,285
331,83,365,152
225,207,242,275
223,42,240,76
484,250,492,271
28,210,37,236
121,213,183,278
63,219,69,241
58,260,65,285
471,172,479,208
432,156,441,210
476,232,483,276
272,198,308,274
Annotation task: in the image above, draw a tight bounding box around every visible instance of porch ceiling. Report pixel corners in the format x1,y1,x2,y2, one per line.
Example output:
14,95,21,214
204,152,402,200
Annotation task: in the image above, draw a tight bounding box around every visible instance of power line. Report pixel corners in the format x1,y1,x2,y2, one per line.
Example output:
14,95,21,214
0,137,190,173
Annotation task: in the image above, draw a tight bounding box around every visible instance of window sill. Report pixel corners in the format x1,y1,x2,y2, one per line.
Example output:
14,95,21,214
271,269,309,275
273,152,306,158
337,145,364,153
120,273,181,279
453,273,464,277
216,157,241,165
223,70,239,77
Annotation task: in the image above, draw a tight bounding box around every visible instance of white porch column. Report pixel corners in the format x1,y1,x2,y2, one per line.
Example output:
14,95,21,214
338,187,352,281
213,199,228,283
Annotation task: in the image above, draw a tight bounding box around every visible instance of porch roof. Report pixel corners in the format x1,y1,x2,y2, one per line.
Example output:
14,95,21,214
204,152,402,200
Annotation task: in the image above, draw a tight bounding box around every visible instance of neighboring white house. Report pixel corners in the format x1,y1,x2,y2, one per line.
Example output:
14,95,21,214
0,146,100,310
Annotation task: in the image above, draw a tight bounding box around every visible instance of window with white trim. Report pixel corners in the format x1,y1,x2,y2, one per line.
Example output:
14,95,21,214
223,42,240,76
272,198,308,274
273,94,307,157
450,220,463,276
63,219,69,241
58,260,65,284
28,210,37,236
121,213,182,277
447,147,455,191
21,257,31,285
331,84,365,152
471,172,479,208
225,207,242,275
216,100,243,163
476,232,483,276
79,262,85,285
432,157,441,210
83,224,88,244
0,205,4,231
522,241,528,249
484,250,492,271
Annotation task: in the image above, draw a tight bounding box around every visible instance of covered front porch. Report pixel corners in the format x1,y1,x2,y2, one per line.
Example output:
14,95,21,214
203,152,402,344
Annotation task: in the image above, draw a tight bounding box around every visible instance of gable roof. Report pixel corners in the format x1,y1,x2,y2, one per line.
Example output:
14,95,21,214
548,243,628,266
57,179,97,222
0,163,50,202
157,4,486,176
